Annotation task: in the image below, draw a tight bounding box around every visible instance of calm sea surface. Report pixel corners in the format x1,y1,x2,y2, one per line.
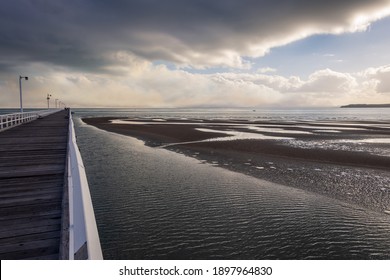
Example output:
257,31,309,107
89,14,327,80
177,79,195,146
70,108,390,259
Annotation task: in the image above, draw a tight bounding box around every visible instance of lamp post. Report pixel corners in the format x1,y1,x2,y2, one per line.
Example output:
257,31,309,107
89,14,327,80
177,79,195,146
47,94,52,109
19,76,28,113
60,101,66,108
55,99,58,108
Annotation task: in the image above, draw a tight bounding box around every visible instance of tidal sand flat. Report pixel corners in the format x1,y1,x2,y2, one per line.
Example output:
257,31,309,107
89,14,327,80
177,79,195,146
83,117,390,213
76,115,390,259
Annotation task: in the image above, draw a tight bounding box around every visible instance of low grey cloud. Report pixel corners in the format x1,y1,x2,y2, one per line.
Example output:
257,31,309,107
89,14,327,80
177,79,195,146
1,0,390,72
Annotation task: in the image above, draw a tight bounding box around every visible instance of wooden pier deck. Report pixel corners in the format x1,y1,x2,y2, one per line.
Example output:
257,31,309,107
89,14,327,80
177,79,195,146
0,110,69,260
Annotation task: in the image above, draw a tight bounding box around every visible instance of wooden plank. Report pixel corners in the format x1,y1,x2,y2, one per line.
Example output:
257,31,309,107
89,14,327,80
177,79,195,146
0,209,62,222
0,175,63,189
0,220,61,235
0,231,60,246
0,193,62,208
0,185,62,195
0,188,62,199
0,237,60,254
0,238,60,259
23,254,59,260
0,136,67,143
0,201,62,217
0,166,65,178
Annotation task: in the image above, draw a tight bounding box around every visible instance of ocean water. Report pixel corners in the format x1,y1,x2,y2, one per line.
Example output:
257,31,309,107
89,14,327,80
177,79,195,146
73,107,390,121
72,108,390,259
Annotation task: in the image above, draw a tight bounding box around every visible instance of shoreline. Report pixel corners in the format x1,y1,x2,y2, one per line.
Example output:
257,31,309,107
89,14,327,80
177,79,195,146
82,116,390,213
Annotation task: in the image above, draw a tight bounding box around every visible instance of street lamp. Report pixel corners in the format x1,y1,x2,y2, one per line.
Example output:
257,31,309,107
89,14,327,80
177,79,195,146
47,94,52,109
19,76,28,113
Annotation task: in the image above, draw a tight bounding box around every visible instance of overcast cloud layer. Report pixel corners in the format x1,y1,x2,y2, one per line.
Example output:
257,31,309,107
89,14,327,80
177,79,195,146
1,0,390,107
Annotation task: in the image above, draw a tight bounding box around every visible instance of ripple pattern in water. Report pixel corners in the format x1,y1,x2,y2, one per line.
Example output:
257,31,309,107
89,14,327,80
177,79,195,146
75,118,390,259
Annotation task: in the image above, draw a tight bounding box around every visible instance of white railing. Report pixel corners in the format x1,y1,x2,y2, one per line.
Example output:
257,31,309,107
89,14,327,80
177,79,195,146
0,109,62,131
68,111,103,260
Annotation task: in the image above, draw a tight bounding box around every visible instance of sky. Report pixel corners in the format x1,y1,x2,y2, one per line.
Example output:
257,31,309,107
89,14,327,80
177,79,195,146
1,0,390,108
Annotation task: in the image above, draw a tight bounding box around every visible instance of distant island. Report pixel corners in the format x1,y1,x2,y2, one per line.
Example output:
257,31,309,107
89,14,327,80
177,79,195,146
340,104,390,108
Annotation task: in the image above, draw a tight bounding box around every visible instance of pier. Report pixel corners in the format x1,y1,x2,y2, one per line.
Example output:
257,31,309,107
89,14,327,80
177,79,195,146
0,110,102,260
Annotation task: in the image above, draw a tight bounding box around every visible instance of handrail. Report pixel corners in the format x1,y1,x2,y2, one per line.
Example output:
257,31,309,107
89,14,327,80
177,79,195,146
67,110,103,260
0,109,62,131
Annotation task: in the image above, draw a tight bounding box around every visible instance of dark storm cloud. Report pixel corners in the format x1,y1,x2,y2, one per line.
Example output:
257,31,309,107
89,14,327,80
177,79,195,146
1,0,390,71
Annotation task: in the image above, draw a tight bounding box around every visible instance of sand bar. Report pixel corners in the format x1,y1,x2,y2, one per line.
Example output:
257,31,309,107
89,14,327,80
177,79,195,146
83,117,390,213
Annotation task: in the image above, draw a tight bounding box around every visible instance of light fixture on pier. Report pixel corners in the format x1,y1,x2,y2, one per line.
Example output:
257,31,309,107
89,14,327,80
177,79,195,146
47,94,52,109
19,76,28,113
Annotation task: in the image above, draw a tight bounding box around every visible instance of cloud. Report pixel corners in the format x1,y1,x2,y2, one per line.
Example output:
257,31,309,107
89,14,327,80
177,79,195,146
257,67,277,74
297,69,358,94
2,56,388,109
360,65,390,93
204,66,390,106
1,1,390,108
1,0,390,71
0,57,284,108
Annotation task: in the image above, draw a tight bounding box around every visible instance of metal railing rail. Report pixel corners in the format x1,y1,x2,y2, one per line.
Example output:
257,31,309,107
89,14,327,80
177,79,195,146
67,110,103,260
0,109,62,131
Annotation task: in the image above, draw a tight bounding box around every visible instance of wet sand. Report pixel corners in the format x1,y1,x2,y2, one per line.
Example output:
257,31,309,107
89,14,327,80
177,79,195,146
83,117,390,213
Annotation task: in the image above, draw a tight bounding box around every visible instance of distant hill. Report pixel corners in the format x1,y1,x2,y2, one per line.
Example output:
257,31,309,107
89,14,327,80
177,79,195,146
340,104,390,108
